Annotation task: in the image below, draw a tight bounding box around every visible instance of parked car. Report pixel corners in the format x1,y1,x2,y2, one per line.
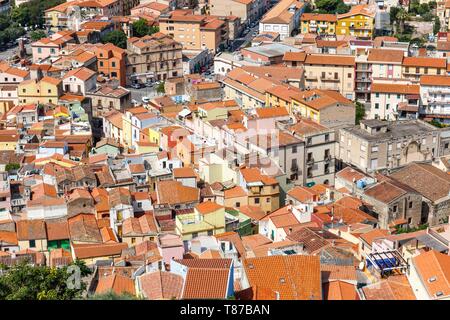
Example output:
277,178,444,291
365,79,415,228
131,82,144,89
142,96,150,104
145,81,154,87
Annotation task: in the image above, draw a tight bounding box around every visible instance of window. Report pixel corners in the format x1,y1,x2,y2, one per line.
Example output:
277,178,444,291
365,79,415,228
375,93,379,98
99,61,104,67
292,145,297,153
29,240,36,248
307,138,312,145
393,205,398,213
207,230,213,236
408,201,413,209
131,237,136,244
266,198,270,203
192,232,198,238
348,73,352,78
254,198,260,204
370,158,378,169
386,104,390,110
371,145,378,152
137,202,142,208
111,62,116,67
236,202,240,207
375,103,379,109
325,133,329,141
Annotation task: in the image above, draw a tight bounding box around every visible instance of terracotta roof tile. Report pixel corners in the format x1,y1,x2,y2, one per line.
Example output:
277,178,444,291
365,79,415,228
243,255,322,300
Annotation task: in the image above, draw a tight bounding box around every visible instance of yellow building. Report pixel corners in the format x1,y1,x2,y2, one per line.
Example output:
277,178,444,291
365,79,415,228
159,11,230,53
300,13,337,35
290,89,355,128
336,5,376,39
197,100,240,121
175,201,226,241
18,77,62,105
265,85,303,111
0,132,19,151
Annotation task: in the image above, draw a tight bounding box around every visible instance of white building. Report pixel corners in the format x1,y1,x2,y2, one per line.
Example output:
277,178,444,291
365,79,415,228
62,67,97,96
259,0,304,40
419,75,450,124
370,83,420,120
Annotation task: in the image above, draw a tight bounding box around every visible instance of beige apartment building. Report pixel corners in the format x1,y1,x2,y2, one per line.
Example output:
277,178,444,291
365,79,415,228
159,11,231,53
402,57,447,83
288,118,336,187
303,54,355,100
209,0,250,25
126,32,183,85
338,119,440,174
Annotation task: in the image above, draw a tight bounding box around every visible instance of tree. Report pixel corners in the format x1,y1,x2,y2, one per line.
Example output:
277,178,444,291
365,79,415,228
156,81,165,94
101,30,127,49
30,29,46,41
0,260,91,300
315,0,349,13
10,0,65,28
148,26,159,35
355,102,365,125
5,163,20,172
434,16,441,34
395,8,409,34
132,19,150,38
88,291,139,300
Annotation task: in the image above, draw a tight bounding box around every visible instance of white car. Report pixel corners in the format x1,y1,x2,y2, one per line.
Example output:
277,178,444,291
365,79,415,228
142,96,150,104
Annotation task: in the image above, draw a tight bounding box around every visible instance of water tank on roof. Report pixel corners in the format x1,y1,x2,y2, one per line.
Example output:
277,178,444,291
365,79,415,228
356,179,366,189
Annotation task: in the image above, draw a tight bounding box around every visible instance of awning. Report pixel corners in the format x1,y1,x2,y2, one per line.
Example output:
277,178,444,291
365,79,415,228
178,108,192,118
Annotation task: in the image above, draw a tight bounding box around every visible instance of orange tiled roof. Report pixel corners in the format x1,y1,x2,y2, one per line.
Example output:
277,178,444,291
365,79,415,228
420,75,450,86
243,255,322,300
196,201,223,215
413,250,450,298
403,56,447,68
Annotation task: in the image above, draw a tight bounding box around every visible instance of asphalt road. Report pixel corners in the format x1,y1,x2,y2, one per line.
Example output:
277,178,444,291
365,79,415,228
231,23,261,51
128,86,160,104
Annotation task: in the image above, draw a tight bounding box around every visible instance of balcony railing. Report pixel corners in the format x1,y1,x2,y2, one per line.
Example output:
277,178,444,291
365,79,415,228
321,75,340,82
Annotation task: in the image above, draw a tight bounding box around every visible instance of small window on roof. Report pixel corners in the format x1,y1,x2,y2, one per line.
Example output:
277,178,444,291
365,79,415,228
436,291,444,297
428,276,437,283
279,278,286,284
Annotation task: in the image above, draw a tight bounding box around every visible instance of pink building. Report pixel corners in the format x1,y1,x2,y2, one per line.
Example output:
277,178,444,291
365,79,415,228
157,233,184,265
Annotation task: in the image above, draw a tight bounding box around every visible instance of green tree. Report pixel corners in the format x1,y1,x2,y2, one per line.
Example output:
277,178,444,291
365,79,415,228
0,260,91,300
148,26,159,35
156,81,165,94
355,102,365,125
434,16,441,34
389,7,400,24
395,8,409,34
132,18,150,37
30,29,46,41
88,291,139,300
101,30,127,49
5,163,20,172
315,0,349,13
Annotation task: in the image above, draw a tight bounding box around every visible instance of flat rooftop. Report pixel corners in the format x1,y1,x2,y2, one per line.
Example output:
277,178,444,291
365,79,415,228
242,43,300,58
342,120,438,142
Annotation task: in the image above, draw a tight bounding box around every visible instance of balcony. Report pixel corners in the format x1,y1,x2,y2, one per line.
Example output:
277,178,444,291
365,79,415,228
324,154,332,162
307,157,315,165
321,75,340,82
356,78,371,83
306,74,318,81
349,25,371,30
